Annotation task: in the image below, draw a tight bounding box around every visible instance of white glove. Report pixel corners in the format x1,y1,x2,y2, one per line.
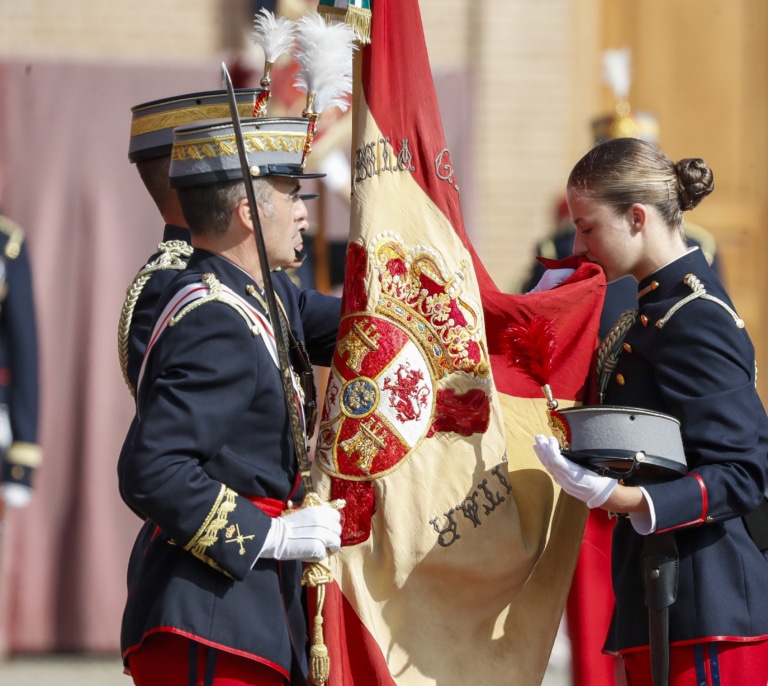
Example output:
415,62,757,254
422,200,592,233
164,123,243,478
533,435,617,508
527,268,576,293
1,483,33,508
259,505,342,562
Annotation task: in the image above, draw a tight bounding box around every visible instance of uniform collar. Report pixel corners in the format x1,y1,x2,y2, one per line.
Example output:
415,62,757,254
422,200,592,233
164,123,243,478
162,224,191,243
636,247,708,304
186,248,261,299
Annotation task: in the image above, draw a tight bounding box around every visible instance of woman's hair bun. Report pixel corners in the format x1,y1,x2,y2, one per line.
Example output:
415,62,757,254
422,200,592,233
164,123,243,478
675,158,714,211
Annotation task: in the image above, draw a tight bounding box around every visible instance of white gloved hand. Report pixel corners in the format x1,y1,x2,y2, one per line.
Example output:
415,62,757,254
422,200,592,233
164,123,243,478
533,435,617,508
1,483,33,508
259,505,342,562
527,268,576,293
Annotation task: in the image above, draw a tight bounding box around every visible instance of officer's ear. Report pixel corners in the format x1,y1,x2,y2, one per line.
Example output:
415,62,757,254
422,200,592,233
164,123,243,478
235,197,254,234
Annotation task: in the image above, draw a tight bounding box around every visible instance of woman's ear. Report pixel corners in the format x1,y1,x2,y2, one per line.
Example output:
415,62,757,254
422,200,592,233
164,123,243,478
629,203,648,233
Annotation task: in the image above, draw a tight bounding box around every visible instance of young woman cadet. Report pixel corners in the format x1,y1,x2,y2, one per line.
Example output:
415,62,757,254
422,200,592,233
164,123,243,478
534,137,768,686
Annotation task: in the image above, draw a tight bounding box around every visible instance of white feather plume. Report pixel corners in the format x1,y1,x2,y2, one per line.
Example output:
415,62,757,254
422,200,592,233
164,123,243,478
602,48,632,101
252,8,295,63
293,12,357,115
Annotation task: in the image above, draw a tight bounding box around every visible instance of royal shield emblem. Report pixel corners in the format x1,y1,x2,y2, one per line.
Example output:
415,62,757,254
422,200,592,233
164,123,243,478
315,234,491,484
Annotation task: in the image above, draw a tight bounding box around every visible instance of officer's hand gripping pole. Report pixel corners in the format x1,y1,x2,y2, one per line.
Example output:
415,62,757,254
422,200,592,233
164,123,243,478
222,63,343,686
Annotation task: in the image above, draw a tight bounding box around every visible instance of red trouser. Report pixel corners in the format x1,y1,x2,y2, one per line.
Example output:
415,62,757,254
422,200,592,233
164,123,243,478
622,640,768,686
567,510,621,685
127,632,286,686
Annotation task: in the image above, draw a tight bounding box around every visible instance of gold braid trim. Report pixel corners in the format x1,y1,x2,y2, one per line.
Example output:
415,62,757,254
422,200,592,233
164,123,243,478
655,273,744,330
7,441,42,468
597,308,638,404
118,240,193,396
0,215,24,259
184,484,238,577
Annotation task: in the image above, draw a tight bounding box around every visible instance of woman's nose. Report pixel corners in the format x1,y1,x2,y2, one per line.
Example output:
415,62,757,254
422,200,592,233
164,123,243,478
572,233,587,257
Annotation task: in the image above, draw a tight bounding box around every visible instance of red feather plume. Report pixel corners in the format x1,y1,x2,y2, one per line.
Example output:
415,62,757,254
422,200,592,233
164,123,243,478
499,315,557,388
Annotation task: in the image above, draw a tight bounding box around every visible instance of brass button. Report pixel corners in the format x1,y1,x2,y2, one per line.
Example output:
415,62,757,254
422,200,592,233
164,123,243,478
622,343,632,353
616,374,626,386
640,315,648,327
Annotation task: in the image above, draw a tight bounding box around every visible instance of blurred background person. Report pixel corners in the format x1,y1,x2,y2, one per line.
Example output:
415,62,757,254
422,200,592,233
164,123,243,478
0,214,40,511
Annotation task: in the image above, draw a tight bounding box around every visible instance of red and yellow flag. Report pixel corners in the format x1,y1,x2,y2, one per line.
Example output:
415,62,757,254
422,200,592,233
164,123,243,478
310,1,606,683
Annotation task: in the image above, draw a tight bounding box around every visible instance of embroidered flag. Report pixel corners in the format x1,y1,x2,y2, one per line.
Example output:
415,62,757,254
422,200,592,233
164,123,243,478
310,0,606,683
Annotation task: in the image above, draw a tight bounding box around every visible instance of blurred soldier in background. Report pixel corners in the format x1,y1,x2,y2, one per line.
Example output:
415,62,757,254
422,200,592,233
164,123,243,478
0,214,40,511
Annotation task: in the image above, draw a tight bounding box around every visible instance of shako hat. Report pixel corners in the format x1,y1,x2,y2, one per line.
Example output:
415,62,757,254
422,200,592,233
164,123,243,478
169,9,358,189
169,117,325,188
590,48,659,146
591,104,659,145
128,88,263,163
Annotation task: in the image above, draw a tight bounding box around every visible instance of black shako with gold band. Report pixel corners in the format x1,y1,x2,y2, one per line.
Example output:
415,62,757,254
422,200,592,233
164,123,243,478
118,115,340,682
599,247,768,654
0,215,41,495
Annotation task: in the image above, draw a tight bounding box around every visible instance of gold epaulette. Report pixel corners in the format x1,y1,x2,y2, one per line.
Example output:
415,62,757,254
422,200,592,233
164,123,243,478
168,272,263,335
117,240,194,396
655,274,744,330
0,215,25,260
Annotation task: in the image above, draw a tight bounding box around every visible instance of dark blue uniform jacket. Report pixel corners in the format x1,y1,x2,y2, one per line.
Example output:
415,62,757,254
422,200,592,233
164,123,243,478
602,248,768,653
118,249,340,683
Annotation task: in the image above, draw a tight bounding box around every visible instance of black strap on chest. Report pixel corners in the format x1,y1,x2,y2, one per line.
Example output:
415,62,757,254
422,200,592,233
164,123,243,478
281,310,318,441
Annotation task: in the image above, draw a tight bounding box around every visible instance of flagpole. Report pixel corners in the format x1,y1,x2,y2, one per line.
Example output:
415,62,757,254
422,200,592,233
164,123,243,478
221,62,339,686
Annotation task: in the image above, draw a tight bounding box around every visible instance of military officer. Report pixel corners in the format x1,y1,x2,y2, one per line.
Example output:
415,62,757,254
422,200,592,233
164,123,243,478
0,214,40,509
121,88,263,395
534,138,768,684
118,115,343,686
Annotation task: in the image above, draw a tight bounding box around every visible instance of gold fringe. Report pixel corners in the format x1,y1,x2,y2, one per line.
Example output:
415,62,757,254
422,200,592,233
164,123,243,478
318,4,371,45
317,5,348,22
345,5,372,45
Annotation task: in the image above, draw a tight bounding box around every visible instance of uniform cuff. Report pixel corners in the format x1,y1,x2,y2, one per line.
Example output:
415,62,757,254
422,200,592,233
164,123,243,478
630,486,657,535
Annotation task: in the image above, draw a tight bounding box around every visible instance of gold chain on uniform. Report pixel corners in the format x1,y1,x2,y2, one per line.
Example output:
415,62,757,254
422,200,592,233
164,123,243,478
117,240,193,396
596,308,638,404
